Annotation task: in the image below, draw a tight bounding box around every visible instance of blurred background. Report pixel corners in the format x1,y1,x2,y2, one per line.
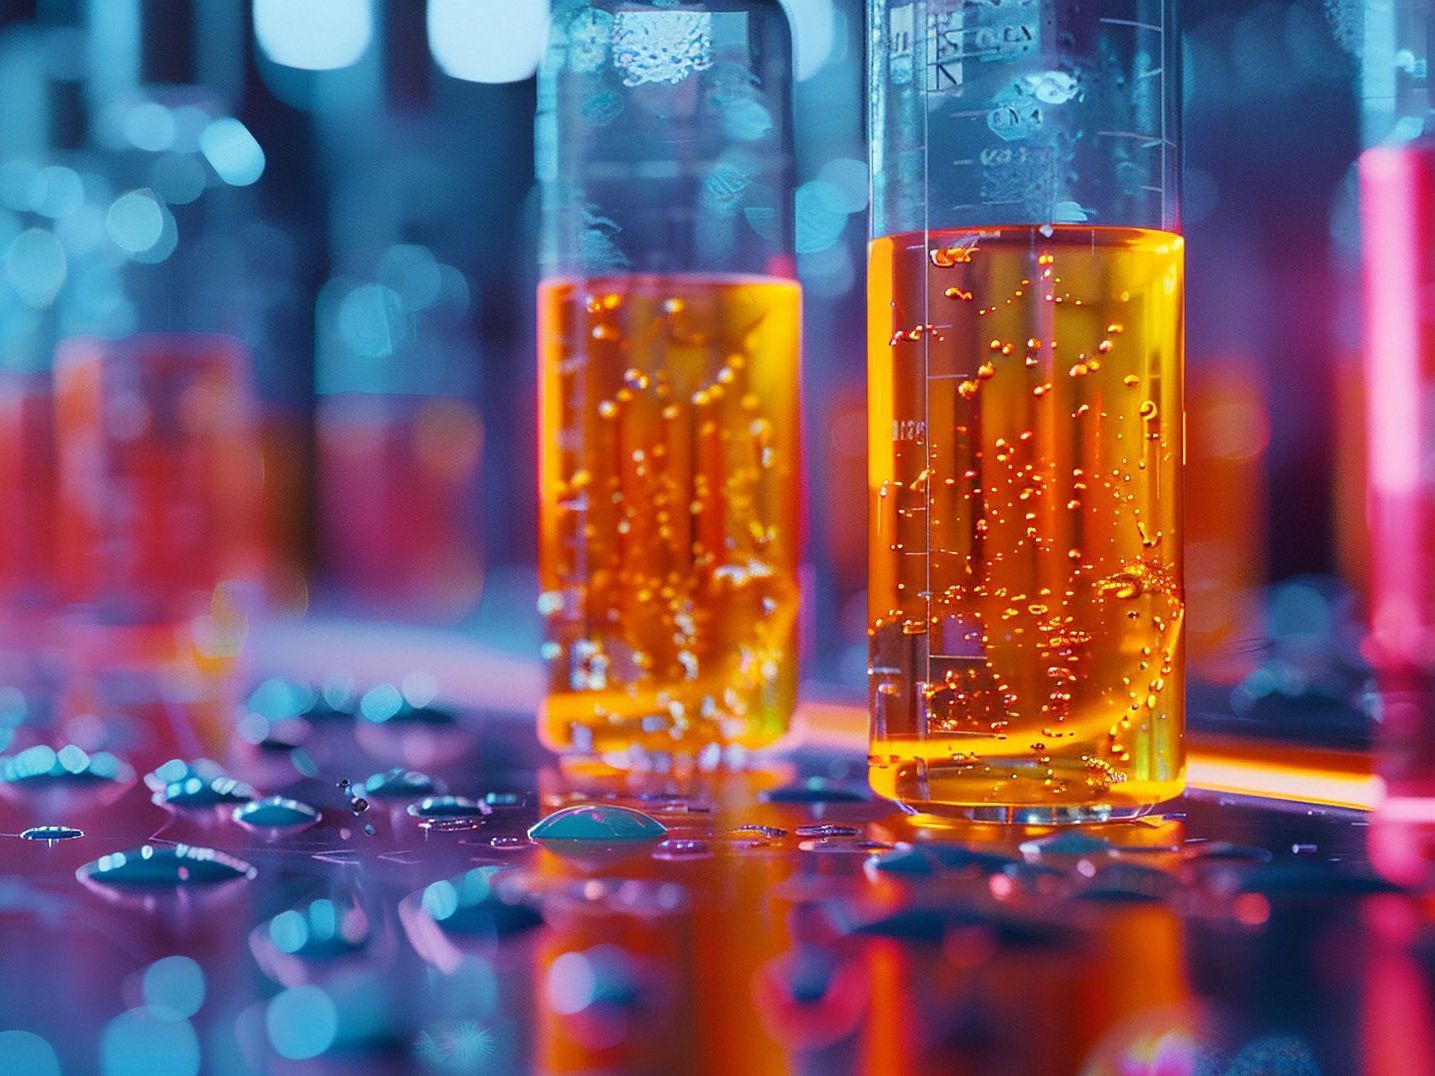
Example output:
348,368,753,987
0,0,1376,749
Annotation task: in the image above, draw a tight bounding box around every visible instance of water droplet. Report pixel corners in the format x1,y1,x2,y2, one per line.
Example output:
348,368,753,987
264,898,369,959
1018,831,1113,859
77,844,257,889
20,824,83,842
1,744,134,792
359,690,458,727
407,796,489,831
794,824,859,838
362,768,438,800
528,804,667,841
801,838,893,854
1076,864,1172,903
147,760,255,808
233,797,322,833
732,824,787,838
488,835,532,851
850,907,1002,943
351,798,370,815
421,866,543,937
483,791,525,808
652,838,712,861
362,823,376,836
869,843,1017,875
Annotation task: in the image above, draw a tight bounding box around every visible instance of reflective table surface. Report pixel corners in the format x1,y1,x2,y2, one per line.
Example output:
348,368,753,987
0,691,1415,1075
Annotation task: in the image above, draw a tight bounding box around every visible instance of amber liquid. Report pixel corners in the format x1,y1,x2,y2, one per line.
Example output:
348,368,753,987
538,275,801,765
868,226,1184,818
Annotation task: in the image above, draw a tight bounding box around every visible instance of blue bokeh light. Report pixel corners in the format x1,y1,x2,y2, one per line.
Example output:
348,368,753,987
142,956,206,1020
266,985,338,1060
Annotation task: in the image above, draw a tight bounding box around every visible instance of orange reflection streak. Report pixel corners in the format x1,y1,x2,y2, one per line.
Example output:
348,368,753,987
799,700,1376,811
530,768,795,1073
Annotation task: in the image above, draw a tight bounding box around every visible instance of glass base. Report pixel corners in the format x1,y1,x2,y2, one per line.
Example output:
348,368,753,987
901,800,1159,826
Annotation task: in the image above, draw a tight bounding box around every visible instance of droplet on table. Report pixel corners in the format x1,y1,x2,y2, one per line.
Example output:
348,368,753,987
77,844,257,889
233,796,322,833
20,825,83,843
363,769,438,800
528,804,667,841
421,866,544,937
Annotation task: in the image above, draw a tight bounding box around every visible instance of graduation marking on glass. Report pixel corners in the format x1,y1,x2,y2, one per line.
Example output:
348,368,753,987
866,0,1184,819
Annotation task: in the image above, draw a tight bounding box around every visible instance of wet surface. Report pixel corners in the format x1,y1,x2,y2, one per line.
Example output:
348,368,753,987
0,695,1420,1074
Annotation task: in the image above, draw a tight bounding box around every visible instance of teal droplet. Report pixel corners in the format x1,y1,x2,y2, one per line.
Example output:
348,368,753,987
20,824,83,842
1,744,133,789
233,796,321,831
528,804,667,841
421,866,542,937
146,760,254,807
1018,831,1114,858
362,768,436,799
265,899,368,959
407,796,487,819
872,844,1018,875
77,844,257,889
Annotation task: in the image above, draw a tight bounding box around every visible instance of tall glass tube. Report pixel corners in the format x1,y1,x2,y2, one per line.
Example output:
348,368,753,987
1360,0,1435,883
867,0,1184,819
537,1,801,770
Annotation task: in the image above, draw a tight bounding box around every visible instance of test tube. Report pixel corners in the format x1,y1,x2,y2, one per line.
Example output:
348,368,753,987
867,0,1184,819
536,1,802,769
1360,0,1435,883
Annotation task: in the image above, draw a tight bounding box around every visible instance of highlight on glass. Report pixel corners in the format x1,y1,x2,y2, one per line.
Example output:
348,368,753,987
535,0,802,770
866,0,1184,820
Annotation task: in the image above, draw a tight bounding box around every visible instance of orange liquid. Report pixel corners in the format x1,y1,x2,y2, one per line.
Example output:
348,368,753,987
538,275,801,764
868,226,1184,818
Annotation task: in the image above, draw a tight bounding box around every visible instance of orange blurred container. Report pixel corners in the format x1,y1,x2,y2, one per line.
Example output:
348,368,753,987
316,392,484,621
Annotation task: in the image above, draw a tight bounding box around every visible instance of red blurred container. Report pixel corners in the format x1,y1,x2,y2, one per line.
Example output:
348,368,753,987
0,372,56,614
53,333,263,628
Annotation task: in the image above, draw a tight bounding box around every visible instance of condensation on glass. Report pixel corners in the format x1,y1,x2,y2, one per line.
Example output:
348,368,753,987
536,1,802,770
867,0,1184,820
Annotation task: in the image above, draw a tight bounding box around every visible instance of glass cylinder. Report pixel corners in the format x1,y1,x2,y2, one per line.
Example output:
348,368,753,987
307,8,486,622
536,0,802,770
1359,0,1435,883
867,0,1184,820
